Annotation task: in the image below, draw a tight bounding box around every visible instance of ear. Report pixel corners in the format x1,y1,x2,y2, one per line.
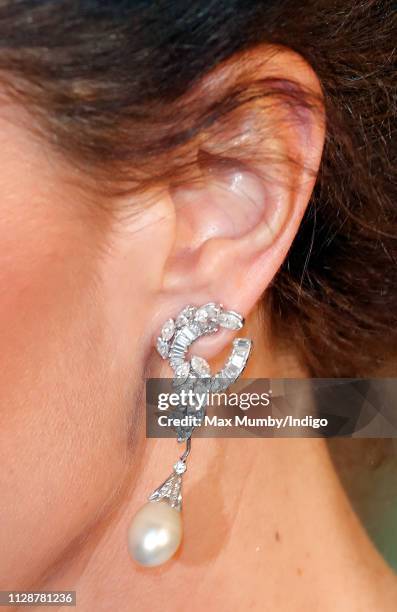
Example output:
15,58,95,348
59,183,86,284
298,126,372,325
151,45,325,358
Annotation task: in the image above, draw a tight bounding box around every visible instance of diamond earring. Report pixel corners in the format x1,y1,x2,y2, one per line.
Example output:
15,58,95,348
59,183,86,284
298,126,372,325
127,303,252,567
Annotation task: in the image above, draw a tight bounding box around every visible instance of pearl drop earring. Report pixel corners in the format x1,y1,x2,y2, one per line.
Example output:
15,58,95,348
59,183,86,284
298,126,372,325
127,303,252,567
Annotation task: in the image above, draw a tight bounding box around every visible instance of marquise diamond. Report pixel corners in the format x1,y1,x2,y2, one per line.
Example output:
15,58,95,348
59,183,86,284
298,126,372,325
218,310,243,330
175,305,197,328
156,337,169,359
203,302,221,320
194,307,209,324
173,362,191,384
190,355,211,377
161,318,175,341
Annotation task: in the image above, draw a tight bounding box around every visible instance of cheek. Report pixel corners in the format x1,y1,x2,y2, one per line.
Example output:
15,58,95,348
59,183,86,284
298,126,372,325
0,195,146,587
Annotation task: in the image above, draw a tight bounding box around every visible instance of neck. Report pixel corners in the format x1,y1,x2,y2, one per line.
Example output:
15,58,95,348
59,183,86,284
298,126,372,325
42,436,397,611
42,329,397,611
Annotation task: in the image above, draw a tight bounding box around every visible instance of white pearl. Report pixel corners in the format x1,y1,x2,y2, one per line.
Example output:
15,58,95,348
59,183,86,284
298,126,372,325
127,501,182,567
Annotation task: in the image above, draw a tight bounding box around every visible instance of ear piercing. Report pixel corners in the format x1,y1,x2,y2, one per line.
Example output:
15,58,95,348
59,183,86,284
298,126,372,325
127,303,252,567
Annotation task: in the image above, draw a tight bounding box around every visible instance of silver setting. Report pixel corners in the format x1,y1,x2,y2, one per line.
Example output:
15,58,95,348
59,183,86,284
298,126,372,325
151,303,252,512
218,310,244,330
160,318,175,341
211,338,252,392
156,303,251,393
190,356,211,378
148,438,191,511
148,472,183,510
156,302,252,438
156,337,169,360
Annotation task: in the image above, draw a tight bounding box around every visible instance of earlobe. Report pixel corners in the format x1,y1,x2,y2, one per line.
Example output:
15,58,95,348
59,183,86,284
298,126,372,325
155,45,325,351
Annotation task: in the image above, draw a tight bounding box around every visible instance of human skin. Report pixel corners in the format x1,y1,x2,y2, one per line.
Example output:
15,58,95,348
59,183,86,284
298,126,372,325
0,46,396,610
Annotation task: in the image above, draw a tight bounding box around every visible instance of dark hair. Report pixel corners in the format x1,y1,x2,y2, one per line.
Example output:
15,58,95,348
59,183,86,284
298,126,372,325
0,0,395,376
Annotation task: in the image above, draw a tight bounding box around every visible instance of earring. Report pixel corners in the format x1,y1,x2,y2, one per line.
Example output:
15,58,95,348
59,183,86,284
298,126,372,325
127,302,252,567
